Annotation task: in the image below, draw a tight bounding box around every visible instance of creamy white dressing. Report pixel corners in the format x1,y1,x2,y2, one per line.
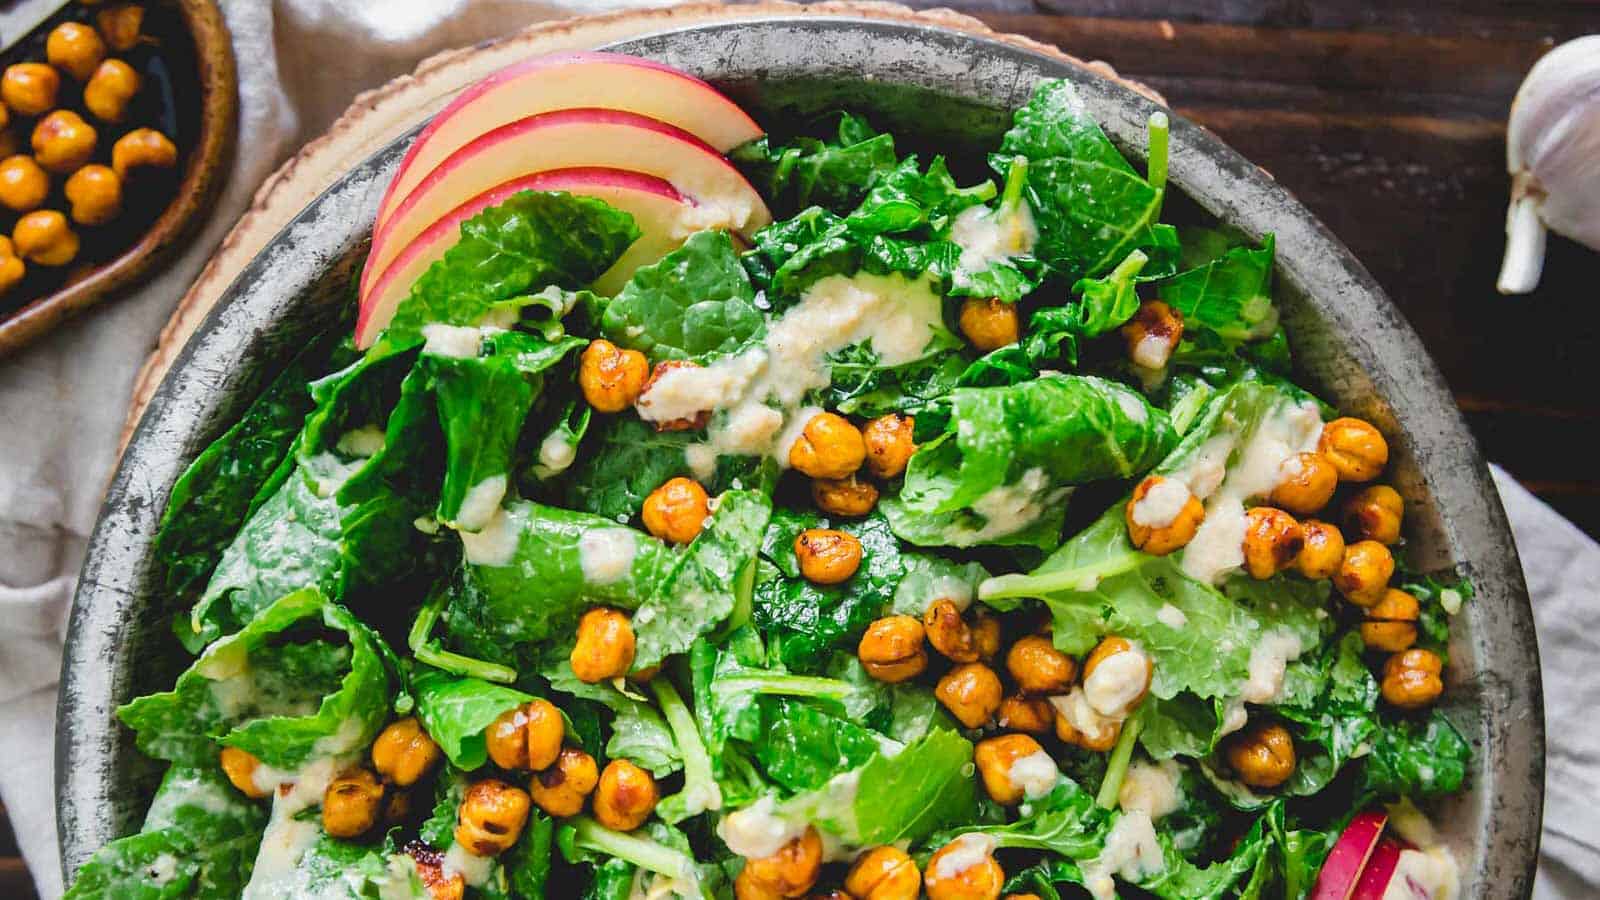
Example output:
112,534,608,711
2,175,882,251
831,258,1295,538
1179,399,1324,585
935,468,1068,546
1132,333,1174,370
1131,478,1192,529
335,426,386,458
1218,699,1249,737
242,755,350,899
459,506,520,566
536,430,579,476
442,842,496,887
1048,688,1120,746
1118,759,1184,820
146,853,179,885
453,475,507,532
637,272,945,467
1081,812,1166,900
1007,750,1060,800
1083,644,1151,718
1240,628,1304,704
930,833,998,881
577,528,637,584
716,796,805,859
1155,603,1188,628
420,323,497,358
949,202,1038,287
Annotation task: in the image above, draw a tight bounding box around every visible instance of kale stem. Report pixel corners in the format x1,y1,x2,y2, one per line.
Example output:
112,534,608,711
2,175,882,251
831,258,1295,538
1146,112,1170,198
1096,715,1144,810
408,590,518,683
652,678,722,816
569,816,698,881
978,551,1145,601
1000,156,1030,216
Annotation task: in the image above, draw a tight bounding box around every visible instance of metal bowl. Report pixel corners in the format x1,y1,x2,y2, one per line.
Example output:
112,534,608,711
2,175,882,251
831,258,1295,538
57,16,1543,896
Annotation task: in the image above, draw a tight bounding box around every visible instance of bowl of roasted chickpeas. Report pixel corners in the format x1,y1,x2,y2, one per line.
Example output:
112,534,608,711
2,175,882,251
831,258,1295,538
0,0,234,356
57,16,1541,898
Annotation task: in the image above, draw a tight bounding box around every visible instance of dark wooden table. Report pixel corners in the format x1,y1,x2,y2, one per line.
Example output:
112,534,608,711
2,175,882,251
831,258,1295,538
14,4,1594,897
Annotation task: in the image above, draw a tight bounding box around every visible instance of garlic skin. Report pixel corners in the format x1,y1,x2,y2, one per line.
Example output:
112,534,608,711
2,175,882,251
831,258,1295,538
1498,35,1600,295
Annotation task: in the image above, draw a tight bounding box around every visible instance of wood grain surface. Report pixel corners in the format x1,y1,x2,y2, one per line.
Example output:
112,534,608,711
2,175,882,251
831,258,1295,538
25,2,1595,895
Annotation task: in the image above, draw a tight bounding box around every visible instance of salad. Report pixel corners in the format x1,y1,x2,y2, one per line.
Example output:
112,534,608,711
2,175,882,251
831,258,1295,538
66,53,1474,900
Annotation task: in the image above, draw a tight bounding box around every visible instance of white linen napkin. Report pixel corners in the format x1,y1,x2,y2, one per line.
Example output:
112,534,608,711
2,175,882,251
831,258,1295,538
0,3,1591,897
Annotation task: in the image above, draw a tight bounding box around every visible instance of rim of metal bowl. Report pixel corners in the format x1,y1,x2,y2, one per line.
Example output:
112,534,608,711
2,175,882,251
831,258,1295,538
57,16,1543,896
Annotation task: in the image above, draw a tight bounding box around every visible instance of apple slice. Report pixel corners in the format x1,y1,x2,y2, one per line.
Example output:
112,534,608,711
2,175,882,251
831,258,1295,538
1350,839,1404,900
1311,809,1390,900
376,52,762,235
355,167,694,348
360,107,770,308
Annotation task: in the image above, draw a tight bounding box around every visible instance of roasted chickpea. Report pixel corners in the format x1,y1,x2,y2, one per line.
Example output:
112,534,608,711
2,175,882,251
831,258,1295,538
0,155,48,212
924,599,979,663
110,126,176,179
1269,452,1338,516
1125,475,1204,555
370,717,441,787
862,413,916,479
959,296,1019,351
529,747,599,818
1242,507,1304,579
1319,417,1389,482
485,699,564,772
845,845,921,900
47,23,107,81
593,759,658,832
83,58,140,123
924,835,1005,900
1344,484,1404,546
218,747,270,799
812,475,878,517
64,163,122,225
1333,540,1395,608
13,210,78,266
997,694,1055,734
409,846,466,900
1225,722,1297,789
1006,634,1076,695
975,734,1052,805
1005,895,1043,900
1,64,58,116
936,662,1004,729
1295,519,1346,579
1052,692,1121,753
322,769,384,838
97,4,146,52
638,359,710,430
972,613,1001,661
642,476,710,544
0,237,24,296
789,412,866,479
578,339,648,413
858,616,928,683
1382,648,1444,710
456,779,531,855
795,528,861,585
1361,588,1421,652
571,607,636,683
1082,636,1152,718
740,827,824,898
1120,299,1184,370
33,110,96,175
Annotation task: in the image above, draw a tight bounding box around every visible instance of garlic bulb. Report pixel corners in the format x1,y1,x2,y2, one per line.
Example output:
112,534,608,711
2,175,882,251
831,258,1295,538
1498,35,1600,294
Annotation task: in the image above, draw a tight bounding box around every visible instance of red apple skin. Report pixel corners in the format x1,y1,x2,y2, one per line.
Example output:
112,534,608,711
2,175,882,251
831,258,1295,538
375,51,762,233
356,167,693,348
360,106,770,306
1350,839,1403,900
1311,810,1390,900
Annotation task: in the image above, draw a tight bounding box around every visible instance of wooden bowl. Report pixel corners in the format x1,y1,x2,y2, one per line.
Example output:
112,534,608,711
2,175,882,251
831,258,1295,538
0,0,236,357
